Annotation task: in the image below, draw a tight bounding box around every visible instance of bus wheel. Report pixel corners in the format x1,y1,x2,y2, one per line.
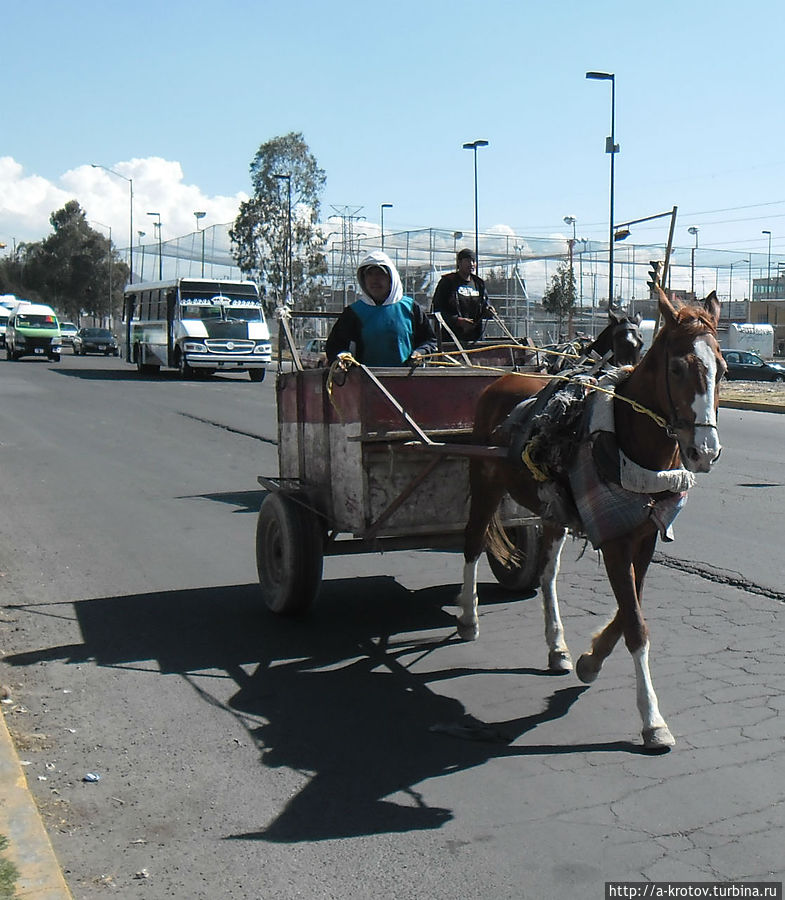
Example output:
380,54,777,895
177,351,195,379
256,492,323,615
248,368,266,382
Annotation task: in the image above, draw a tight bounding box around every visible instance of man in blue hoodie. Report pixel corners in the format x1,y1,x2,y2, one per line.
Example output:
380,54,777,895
326,251,436,366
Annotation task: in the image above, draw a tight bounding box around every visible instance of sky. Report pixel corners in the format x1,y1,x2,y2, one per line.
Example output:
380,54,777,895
3,0,785,289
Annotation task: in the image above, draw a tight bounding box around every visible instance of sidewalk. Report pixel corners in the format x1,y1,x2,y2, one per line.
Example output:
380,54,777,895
0,709,72,899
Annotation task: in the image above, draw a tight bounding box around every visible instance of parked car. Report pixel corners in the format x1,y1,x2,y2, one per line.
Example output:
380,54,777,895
73,327,119,356
59,322,78,348
721,349,785,382
300,338,327,368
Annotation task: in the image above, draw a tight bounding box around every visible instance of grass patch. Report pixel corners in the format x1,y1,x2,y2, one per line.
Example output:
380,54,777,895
0,835,19,900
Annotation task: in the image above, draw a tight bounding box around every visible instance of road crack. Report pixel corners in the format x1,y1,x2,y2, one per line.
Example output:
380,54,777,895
653,552,785,603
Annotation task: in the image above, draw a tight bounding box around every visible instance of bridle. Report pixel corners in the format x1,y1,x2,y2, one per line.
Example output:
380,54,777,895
661,338,721,443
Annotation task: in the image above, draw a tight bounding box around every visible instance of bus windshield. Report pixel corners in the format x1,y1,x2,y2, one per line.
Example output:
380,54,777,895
180,291,263,323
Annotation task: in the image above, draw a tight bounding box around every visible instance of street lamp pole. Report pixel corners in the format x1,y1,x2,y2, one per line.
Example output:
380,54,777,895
564,215,577,333
380,203,393,252
462,139,489,267
194,211,206,276
585,72,618,306
91,164,134,284
274,174,293,303
688,226,699,296
137,231,146,282
762,230,772,299
147,212,162,280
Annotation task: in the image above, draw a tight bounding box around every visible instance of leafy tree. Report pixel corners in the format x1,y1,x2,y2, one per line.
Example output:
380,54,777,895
1,201,128,323
542,262,576,335
230,132,327,309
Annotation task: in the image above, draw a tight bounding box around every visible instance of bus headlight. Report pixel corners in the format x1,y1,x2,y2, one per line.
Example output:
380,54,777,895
253,343,271,355
183,342,208,353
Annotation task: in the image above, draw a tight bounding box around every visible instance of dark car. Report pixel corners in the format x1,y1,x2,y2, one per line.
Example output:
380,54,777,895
721,349,785,382
73,327,119,356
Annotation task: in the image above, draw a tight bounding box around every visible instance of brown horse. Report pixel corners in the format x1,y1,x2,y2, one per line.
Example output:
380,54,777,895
457,283,724,750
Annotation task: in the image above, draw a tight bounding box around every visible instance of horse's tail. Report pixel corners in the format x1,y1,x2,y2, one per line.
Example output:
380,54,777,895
486,510,520,567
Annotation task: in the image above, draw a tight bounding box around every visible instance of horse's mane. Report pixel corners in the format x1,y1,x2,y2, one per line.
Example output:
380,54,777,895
673,304,719,336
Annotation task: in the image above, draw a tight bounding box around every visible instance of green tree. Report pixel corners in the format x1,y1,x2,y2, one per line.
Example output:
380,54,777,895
542,262,576,336
230,132,327,309
4,201,128,323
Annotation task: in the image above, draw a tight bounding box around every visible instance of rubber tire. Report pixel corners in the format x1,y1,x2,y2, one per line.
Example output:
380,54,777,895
774,375,784,383
486,520,543,593
177,351,195,380
248,368,266,382
256,492,324,615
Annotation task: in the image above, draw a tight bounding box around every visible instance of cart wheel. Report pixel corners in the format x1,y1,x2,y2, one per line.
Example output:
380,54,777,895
486,521,543,593
256,492,324,615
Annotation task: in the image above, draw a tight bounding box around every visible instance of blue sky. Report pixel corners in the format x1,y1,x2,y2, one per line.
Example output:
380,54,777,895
3,0,785,270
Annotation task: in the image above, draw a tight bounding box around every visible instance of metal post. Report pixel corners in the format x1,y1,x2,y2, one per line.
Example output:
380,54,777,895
380,203,392,251
462,140,489,267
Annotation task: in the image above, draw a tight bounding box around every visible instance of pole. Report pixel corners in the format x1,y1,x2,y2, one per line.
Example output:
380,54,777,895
380,203,392,252
462,140,488,268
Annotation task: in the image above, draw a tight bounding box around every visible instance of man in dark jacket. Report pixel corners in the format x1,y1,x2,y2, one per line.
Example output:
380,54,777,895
326,250,436,366
432,248,491,341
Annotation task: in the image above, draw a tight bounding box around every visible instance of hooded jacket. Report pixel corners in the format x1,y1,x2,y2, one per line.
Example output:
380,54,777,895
326,250,436,366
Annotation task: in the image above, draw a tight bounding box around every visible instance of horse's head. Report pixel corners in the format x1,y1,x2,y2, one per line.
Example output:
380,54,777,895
652,285,725,473
590,308,643,367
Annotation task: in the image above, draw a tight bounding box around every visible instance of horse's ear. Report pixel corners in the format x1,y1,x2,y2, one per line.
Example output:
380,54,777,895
608,306,622,324
703,290,721,327
656,283,680,328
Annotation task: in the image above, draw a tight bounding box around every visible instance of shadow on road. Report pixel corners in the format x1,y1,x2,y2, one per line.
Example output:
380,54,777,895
5,575,639,843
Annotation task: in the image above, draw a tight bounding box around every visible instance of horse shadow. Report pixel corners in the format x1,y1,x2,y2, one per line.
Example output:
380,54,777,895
5,575,636,844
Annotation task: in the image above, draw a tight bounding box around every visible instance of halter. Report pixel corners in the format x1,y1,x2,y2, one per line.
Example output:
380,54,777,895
661,342,720,440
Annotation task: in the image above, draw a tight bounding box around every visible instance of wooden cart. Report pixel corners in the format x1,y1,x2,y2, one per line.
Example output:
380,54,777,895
256,359,543,614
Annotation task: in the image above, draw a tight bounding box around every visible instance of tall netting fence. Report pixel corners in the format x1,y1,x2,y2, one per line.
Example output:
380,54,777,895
126,223,778,346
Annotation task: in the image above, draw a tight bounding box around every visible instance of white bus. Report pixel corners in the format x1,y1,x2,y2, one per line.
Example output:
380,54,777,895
122,277,271,381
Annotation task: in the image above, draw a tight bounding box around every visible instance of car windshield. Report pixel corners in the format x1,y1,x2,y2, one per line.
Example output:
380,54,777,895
17,314,58,329
83,329,113,339
61,323,77,332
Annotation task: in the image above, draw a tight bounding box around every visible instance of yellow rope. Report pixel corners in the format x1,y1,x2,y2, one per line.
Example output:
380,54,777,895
521,439,549,482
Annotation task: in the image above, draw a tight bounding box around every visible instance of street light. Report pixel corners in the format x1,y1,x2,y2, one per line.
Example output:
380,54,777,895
380,203,393,251
564,216,577,331
729,259,748,318
585,72,618,306
91,164,134,284
194,211,206,277
462,139,489,266
274,174,293,303
92,221,113,327
688,226,699,296
147,212,162,280
762,230,772,300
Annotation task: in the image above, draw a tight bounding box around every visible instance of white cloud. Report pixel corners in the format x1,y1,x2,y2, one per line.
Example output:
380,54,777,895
0,156,248,250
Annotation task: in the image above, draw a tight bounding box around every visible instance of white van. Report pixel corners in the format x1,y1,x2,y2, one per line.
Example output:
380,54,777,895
5,303,62,361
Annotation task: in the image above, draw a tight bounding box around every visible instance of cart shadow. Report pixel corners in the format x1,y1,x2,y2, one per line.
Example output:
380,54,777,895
5,575,636,844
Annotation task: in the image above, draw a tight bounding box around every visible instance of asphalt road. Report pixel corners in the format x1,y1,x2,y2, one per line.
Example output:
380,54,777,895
1,354,784,899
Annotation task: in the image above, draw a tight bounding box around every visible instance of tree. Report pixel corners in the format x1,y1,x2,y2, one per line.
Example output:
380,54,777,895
230,132,327,310
542,262,576,337
3,201,128,323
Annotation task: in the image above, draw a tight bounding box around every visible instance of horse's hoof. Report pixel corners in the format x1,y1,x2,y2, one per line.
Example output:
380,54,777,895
548,650,573,673
456,619,479,642
575,653,599,684
642,726,675,752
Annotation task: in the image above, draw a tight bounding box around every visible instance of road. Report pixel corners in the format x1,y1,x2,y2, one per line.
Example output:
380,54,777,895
1,354,784,899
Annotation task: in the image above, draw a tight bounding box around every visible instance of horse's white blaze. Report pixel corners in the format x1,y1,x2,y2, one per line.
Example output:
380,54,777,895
541,533,568,654
632,641,667,731
689,336,722,467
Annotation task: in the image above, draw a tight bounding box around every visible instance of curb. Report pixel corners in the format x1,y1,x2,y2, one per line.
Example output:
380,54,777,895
0,710,73,899
719,398,785,414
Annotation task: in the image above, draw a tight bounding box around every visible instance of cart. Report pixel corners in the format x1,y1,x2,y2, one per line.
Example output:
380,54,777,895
256,334,544,614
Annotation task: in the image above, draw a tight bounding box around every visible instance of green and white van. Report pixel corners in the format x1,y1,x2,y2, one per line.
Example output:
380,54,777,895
5,303,62,361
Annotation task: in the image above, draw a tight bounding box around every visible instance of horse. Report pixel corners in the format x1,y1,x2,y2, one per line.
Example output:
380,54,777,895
457,282,724,750
543,308,643,374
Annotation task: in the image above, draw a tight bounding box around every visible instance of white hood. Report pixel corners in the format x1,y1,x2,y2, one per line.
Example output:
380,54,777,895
356,250,404,307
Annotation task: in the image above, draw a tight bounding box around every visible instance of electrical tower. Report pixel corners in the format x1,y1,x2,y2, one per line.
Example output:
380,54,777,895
329,206,365,302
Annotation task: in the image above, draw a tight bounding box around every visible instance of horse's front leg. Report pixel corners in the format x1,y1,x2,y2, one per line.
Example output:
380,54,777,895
540,523,572,672
587,535,674,750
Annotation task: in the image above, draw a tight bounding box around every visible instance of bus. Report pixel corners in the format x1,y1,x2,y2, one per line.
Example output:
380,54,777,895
122,277,271,381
